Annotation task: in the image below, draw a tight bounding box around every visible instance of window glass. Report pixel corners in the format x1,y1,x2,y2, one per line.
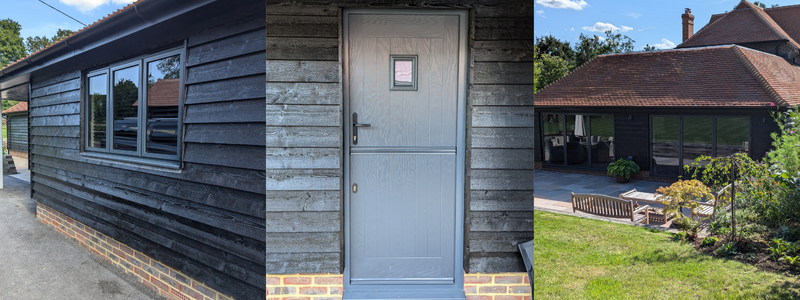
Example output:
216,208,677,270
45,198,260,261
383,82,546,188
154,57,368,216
652,116,680,176
717,117,749,157
112,66,140,151
682,117,713,166
88,74,107,148
566,114,589,167
542,114,564,164
590,115,614,169
394,60,413,85
145,55,180,156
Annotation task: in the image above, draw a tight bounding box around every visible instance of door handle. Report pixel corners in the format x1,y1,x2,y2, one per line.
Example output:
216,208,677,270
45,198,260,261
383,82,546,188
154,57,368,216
353,112,371,145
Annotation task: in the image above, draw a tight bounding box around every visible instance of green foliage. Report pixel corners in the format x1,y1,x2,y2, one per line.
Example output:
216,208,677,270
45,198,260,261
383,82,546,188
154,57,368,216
642,44,657,51
753,2,780,8
606,158,640,179
715,242,740,257
534,51,572,93
574,30,635,67
0,19,26,68
25,29,74,54
673,231,688,242
656,180,714,221
1,100,19,111
701,236,719,247
533,30,635,92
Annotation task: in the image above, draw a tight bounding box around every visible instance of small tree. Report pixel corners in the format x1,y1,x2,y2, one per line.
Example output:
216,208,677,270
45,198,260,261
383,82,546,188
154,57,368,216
656,179,714,222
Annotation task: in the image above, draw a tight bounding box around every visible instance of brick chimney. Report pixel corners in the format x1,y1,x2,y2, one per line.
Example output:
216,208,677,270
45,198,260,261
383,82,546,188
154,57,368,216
682,8,695,42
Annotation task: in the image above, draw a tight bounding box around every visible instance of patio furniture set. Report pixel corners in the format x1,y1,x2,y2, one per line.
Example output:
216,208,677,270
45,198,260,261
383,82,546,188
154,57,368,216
571,183,732,224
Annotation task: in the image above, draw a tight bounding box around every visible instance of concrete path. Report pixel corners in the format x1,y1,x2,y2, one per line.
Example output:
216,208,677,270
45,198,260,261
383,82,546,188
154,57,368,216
534,169,698,232
9,156,29,183
0,176,159,300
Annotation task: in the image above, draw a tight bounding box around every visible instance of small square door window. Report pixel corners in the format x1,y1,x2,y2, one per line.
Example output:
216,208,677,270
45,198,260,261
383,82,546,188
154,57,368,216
390,55,417,91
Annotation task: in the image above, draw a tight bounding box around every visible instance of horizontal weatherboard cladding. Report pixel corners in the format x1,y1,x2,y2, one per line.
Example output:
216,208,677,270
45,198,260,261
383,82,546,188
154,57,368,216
29,8,265,300
266,0,533,275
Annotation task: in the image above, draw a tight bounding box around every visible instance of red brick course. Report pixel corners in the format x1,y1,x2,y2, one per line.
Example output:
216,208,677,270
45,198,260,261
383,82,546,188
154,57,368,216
36,203,231,300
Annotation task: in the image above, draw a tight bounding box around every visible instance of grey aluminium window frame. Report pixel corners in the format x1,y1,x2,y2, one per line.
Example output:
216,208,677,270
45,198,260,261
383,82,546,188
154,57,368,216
83,45,185,165
539,112,615,169
649,115,751,177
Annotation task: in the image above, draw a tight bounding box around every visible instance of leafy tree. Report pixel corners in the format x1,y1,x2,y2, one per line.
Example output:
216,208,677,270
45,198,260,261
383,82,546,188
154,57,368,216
534,35,575,63
534,48,572,93
753,2,779,8
574,30,635,67
643,44,658,51
1,100,19,111
25,29,74,54
0,19,26,68
534,46,542,94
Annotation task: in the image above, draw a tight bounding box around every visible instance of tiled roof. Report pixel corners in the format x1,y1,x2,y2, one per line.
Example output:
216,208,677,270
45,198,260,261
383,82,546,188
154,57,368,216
0,0,145,74
2,102,27,114
534,45,800,107
678,1,800,49
765,4,800,50
132,79,180,107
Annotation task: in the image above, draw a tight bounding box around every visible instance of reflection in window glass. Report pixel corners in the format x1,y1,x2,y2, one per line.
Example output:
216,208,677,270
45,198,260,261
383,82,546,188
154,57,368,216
590,115,614,169
88,74,107,148
652,116,680,176
566,114,588,167
717,118,749,157
682,117,712,166
145,55,180,156
542,114,564,164
394,60,413,85
112,66,139,151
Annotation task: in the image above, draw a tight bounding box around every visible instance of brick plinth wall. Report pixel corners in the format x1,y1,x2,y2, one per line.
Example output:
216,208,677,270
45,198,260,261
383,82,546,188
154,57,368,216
464,273,531,300
266,274,343,299
36,203,232,300
535,163,678,184
266,273,531,300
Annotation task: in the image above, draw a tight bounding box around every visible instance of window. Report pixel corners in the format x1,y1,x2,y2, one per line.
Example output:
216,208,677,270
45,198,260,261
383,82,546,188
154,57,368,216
390,55,417,91
650,116,750,176
540,113,614,169
84,47,184,165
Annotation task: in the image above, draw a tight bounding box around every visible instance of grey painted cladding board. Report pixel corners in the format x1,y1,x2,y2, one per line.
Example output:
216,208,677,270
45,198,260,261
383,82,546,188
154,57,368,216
6,112,28,153
29,14,266,300
266,1,533,275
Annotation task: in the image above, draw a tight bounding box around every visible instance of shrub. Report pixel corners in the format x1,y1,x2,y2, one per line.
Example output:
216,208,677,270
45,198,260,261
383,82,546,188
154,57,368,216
701,237,719,247
656,180,714,221
607,158,640,179
715,242,739,257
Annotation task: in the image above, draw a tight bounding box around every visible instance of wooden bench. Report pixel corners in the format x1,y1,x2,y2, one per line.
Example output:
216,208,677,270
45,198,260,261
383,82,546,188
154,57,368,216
571,193,650,224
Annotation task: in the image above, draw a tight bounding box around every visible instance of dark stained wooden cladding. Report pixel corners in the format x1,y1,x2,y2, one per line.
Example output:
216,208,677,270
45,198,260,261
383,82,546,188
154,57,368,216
266,0,534,275
534,107,779,172
29,9,265,300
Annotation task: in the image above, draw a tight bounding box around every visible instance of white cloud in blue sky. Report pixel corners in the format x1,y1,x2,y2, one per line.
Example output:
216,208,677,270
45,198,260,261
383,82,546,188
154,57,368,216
653,38,676,49
626,12,642,18
59,0,135,13
536,0,589,10
583,22,633,32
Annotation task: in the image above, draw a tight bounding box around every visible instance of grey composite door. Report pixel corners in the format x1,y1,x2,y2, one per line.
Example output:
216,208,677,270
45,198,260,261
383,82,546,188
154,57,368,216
348,12,460,286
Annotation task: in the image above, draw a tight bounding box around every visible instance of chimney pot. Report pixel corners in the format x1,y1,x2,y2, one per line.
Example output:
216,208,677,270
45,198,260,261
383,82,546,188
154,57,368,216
682,8,695,42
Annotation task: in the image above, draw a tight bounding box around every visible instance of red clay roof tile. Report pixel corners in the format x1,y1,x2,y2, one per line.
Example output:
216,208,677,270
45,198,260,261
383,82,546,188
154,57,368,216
534,45,800,107
677,2,799,49
2,102,27,114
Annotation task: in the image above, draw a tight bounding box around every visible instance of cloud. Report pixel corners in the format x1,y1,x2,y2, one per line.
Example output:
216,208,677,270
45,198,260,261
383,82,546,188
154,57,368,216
639,29,644,32
582,22,633,32
58,0,135,13
536,10,545,17
653,38,676,49
626,12,642,18
571,27,575,31
536,0,589,10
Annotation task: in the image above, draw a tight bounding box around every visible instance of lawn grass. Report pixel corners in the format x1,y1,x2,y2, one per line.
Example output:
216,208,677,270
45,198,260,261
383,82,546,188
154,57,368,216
534,210,800,299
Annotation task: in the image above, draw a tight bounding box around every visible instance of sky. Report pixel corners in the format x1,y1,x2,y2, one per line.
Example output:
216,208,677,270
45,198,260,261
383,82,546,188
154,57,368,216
1,0,136,41
534,0,800,50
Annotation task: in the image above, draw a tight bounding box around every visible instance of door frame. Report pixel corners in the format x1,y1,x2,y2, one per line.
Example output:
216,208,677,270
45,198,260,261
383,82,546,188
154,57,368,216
342,8,469,297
